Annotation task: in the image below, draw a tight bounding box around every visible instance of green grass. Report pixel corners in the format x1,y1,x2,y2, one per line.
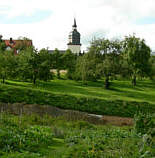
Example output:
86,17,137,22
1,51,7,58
4,79,155,103
0,79,155,117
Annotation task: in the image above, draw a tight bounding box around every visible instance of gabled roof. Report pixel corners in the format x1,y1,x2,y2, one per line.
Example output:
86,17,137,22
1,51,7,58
4,39,32,48
4,39,33,54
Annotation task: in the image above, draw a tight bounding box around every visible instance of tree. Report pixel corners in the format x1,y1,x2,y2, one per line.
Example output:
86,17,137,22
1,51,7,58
0,50,17,83
0,36,6,53
75,50,101,83
96,39,123,89
123,35,151,86
18,47,39,84
38,49,52,81
51,49,63,79
149,55,155,80
75,38,123,88
62,49,77,79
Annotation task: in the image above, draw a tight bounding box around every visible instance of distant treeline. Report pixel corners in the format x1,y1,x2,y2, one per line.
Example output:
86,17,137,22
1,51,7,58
0,34,155,89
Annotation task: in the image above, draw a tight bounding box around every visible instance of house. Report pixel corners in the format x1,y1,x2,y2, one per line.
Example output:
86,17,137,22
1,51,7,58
0,36,33,54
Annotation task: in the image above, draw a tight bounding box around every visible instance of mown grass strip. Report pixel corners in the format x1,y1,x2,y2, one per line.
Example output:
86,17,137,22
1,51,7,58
0,81,154,117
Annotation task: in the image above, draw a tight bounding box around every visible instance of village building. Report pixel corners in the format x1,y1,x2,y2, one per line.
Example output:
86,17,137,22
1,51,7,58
4,38,33,54
0,35,33,55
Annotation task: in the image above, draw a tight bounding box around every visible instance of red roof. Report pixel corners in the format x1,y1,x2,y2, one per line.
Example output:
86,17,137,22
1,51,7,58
4,39,33,54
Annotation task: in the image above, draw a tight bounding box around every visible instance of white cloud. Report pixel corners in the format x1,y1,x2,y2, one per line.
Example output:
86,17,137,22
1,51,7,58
0,0,155,51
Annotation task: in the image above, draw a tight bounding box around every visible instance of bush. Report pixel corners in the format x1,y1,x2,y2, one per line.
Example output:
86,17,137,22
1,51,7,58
1,152,41,158
134,112,154,135
0,125,53,153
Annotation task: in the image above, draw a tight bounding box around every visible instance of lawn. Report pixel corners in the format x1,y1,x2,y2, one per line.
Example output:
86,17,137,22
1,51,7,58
0,79,154,117
3,79,155,104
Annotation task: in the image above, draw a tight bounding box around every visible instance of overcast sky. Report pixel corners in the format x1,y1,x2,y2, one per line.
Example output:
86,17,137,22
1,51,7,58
0,0,155,51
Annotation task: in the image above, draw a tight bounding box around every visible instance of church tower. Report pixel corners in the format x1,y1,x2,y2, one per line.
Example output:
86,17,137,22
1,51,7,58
67,18,81,54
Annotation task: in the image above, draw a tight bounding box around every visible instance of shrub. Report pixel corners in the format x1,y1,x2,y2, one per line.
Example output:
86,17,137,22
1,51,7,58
134,112,154,135
0,125,53,153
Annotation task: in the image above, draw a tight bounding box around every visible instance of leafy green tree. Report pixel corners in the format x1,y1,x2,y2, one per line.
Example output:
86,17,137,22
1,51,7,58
18,47,39,84
98,39,122,89
75,51,101,83
89,38,122,89
62,49,77,79
123,35,151,86
0,50,17,83
38,49,52,81
52,49,63,79
119,59,132,79
75,38,123,87
149,55,155,80
0,36,6,53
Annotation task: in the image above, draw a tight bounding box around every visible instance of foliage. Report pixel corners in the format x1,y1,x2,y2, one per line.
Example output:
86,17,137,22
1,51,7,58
134,112,154,135
51,49,63,79
149,55,155,80
134,112,155,157
17,47,52,84
0,114,53,157
0,35,153,85
38,49,52,81
0,51,18,83
65,127,139,158
62,49,77,79
75,51,101,82
0,40,6,53
0,113,154,158
123,34,151,86
96,39,122,89
0,124,53,154
17,47,38,83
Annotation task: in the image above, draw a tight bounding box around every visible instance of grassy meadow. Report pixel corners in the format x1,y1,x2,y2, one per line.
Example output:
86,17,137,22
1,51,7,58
0,79,155,117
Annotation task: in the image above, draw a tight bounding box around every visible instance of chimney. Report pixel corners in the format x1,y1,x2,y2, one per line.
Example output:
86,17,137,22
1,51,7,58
10,37,14,44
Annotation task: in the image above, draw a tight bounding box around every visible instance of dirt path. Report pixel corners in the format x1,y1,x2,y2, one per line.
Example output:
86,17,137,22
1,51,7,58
101,115,133,126
0,103,133,126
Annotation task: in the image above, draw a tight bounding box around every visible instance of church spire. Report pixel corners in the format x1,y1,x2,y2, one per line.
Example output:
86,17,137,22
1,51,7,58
68,18,81,54
72,18,77,28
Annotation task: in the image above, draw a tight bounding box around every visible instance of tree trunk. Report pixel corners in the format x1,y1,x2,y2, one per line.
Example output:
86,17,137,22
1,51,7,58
57,69,60,79
33,75,36,85
105,76,110,89
132,75,136,86
2,77,5,84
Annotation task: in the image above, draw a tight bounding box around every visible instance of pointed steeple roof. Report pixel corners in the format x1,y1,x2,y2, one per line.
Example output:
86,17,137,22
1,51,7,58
72,18,77,28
